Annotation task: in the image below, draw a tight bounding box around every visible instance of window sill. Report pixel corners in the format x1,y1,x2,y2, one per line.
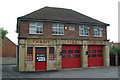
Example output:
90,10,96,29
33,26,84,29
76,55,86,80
52,34,64,36
93,36,102,37
29,33,43,35
79,35,89,36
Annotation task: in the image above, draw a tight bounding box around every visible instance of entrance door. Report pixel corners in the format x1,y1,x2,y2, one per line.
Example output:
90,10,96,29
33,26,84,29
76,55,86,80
35,47,47,71
88,45,103,67
62,45,81,69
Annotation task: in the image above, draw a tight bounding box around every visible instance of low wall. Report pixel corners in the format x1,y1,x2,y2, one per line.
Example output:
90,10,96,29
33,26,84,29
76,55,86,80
2,57,16,65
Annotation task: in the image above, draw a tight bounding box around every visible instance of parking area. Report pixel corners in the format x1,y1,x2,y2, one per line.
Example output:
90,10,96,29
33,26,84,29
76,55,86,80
2,65,118,78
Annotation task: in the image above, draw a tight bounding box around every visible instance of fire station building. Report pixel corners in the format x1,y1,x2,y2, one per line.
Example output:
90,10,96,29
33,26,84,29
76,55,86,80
17,7,110,71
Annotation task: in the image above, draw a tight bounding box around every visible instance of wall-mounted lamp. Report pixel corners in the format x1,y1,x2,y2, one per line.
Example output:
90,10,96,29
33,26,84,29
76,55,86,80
86,50,89,55
60,51,62,56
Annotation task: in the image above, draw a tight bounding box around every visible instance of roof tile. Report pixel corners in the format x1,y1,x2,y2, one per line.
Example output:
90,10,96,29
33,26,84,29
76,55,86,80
18,7,109,26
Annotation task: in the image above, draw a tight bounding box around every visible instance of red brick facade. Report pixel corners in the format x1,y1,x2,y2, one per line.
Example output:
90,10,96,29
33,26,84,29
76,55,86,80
2,37,16,57
19,21,107,40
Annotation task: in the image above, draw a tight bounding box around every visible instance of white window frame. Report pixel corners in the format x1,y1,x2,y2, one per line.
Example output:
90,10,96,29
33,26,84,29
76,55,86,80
29,22,43,34
93,26,103,37
52,23,64,35
79,25,89,36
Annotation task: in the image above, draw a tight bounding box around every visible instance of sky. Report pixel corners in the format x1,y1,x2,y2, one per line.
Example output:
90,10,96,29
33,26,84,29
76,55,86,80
0,0,119,44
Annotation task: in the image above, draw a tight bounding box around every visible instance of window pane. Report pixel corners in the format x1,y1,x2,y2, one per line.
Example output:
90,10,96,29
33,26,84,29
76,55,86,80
52,23,64,35
29,22,43,34
68,50,73,53
98,50,102,53
49,47,54,60
92,54,96,57
29,22,36,26
98,54,102,57
27,47,33,61
68,54,73,58
75,50,80,53
62,54,66,58
37,22,43,26
36,47,46,52
36,27,40,33
93,27,103,37
92,50,96,53
62,50,66,58
27,47,33,54
29,26,36,34
79,25,89,36
49,47,54,54
62,50,66,53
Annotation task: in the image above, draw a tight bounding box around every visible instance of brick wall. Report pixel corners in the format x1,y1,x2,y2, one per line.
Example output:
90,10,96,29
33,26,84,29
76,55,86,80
19,21,107,40
19,21,29,37
2,37,16,57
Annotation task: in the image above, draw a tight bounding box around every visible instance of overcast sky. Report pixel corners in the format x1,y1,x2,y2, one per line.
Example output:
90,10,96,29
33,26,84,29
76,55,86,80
0,0,119,44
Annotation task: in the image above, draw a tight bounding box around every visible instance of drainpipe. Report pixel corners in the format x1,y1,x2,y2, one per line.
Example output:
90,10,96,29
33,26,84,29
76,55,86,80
16,45,18,68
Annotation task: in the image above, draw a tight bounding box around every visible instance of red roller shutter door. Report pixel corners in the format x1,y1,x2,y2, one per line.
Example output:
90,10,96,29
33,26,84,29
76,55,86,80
88,45,103,67
62,45,81,69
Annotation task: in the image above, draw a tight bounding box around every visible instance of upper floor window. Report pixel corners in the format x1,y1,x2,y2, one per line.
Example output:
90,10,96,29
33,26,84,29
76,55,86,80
52,23,64,35
79,25,89,36
29,22,43,34
93,27,103,37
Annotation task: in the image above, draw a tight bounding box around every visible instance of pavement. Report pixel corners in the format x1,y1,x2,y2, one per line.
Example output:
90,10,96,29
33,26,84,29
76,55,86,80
1,65,119,78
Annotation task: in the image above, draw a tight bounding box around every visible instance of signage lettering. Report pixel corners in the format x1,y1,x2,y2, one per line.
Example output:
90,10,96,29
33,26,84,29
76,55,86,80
33,40,50,44
89,41,103,45
27,39,82,45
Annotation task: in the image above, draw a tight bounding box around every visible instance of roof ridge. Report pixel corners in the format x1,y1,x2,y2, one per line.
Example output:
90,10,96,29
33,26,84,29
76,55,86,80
18,7,110,26
44,6,73,10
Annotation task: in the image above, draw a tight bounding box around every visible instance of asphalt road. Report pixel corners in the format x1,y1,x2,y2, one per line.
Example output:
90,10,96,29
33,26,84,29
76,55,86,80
1,65,119,78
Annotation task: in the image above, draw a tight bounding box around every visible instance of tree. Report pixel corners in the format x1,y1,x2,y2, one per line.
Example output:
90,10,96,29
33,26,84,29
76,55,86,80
110,45,118,55
0,28,8,39
110,45,120,66
117,47,120,55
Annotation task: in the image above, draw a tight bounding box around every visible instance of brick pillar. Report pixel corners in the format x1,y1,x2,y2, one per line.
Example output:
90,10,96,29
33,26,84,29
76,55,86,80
55,40,62,70
56,45,62,70
19,45,26,71
81,40,88,68
103,45,110,66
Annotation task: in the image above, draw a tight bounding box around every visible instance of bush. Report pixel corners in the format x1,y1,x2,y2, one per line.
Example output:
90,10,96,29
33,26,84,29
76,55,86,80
110,45,120,55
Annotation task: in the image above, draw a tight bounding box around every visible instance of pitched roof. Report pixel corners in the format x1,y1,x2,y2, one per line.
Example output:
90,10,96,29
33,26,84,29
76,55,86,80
18,7,109,26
